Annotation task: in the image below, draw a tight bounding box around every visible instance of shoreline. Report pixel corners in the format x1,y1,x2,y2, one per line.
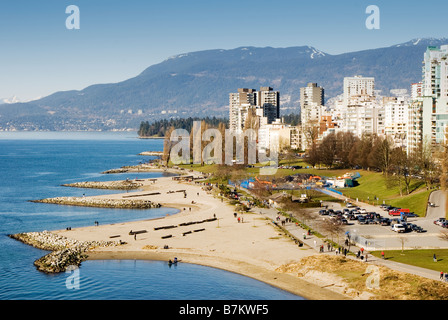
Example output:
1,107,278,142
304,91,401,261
16,168,352,300
85,250,347,300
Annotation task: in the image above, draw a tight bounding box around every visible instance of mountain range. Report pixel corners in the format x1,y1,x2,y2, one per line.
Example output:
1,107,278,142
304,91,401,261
1,37,447,131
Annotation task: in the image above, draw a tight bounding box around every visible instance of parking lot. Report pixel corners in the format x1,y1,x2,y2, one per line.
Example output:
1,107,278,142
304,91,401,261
305,191,448,251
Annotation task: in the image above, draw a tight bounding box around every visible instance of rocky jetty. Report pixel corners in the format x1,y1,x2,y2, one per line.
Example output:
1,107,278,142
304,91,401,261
138,151,163,156
62,180,143,190
9,231,119,273
31,197,162,209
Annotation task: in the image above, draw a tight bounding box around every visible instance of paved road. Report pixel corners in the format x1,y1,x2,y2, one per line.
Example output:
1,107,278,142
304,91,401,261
427,190,447,220
230,182,448,282
258,205,444,282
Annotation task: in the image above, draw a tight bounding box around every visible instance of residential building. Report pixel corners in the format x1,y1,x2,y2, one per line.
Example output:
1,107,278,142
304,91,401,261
229,88,257,133
383,97,409,148
343,76,375,107
229,87,280,133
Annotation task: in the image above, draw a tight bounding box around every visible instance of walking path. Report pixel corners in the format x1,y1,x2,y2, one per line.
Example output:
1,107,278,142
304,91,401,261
256,205,444,282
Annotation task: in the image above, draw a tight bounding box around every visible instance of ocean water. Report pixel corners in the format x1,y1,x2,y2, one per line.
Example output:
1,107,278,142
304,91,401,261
0,132,302,300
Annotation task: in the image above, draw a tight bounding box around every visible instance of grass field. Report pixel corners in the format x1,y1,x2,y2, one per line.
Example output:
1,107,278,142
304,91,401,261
176,159,433,216
371,249,448,273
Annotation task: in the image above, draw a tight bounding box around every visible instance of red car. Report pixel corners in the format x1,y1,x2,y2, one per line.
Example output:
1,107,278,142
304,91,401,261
389,208,410,216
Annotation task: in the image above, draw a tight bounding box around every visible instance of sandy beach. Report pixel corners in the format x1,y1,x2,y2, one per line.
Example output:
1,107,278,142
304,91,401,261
49,173,349,300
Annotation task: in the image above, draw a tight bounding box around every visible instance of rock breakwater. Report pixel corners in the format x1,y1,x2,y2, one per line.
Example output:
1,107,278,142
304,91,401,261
31,197,162,209
9,231,119,273
62,180,143,190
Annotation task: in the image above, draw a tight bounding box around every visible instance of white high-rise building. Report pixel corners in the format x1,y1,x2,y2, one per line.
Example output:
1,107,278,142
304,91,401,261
422,45,448,145
343,76,375,107
383,97,409,148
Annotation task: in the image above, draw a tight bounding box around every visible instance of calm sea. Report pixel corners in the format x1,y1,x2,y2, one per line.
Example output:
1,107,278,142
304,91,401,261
0,131,302,300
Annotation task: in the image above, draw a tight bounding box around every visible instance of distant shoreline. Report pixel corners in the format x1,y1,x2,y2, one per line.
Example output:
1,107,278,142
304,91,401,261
138,136,165,139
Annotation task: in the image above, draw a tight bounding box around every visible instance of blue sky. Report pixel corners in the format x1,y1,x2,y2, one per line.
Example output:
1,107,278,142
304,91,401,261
0,0,447,101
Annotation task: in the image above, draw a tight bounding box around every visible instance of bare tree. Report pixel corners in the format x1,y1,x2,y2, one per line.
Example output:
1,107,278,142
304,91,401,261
390,147,413,196
336,131,358,168
398,236,408,253
413,138,438,190
162,126,175,166
320,218,345,246
319,132,337,168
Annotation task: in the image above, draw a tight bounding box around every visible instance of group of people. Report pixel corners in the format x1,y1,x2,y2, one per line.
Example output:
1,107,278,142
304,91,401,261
234,212,244,223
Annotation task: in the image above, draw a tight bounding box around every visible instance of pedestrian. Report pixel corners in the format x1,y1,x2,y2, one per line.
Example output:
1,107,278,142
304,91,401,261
381,251,385,259
134,233,137,240
237,217,241,223
365,253,368,262
357,250,361,259
314,240,317,248
434,254,437,262
441,271,444,280
303,233,306,240
327,243,331,251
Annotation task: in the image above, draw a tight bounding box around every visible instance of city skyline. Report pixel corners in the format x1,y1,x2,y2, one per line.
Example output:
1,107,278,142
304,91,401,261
1,0,448,101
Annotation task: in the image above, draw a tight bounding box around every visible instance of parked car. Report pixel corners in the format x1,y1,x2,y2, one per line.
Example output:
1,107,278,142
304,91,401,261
391,224,406,233
358,216,367,224
403,212,418,218
441,221,448,228
434,218,446,226
346,202,355,208
408,224,425,233
380,218,391,226
359,208,367,214
319,209,328,215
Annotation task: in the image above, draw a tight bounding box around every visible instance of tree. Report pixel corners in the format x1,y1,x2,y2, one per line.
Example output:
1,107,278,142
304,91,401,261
321,218,345,246
319,133,337,168
162,126,175,166
413,138,437,190
372,135,394,175
307,142,320,168
336,131,358,168
390,147,413,196
439,129,448,191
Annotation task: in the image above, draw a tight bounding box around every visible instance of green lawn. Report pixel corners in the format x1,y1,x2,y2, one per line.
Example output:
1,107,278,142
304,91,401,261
338,171,431,216
175,161,433,216
371,249,448,273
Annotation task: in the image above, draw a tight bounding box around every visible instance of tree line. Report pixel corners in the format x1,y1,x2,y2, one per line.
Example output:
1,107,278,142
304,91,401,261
138,117,228,137
306,131,440,195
